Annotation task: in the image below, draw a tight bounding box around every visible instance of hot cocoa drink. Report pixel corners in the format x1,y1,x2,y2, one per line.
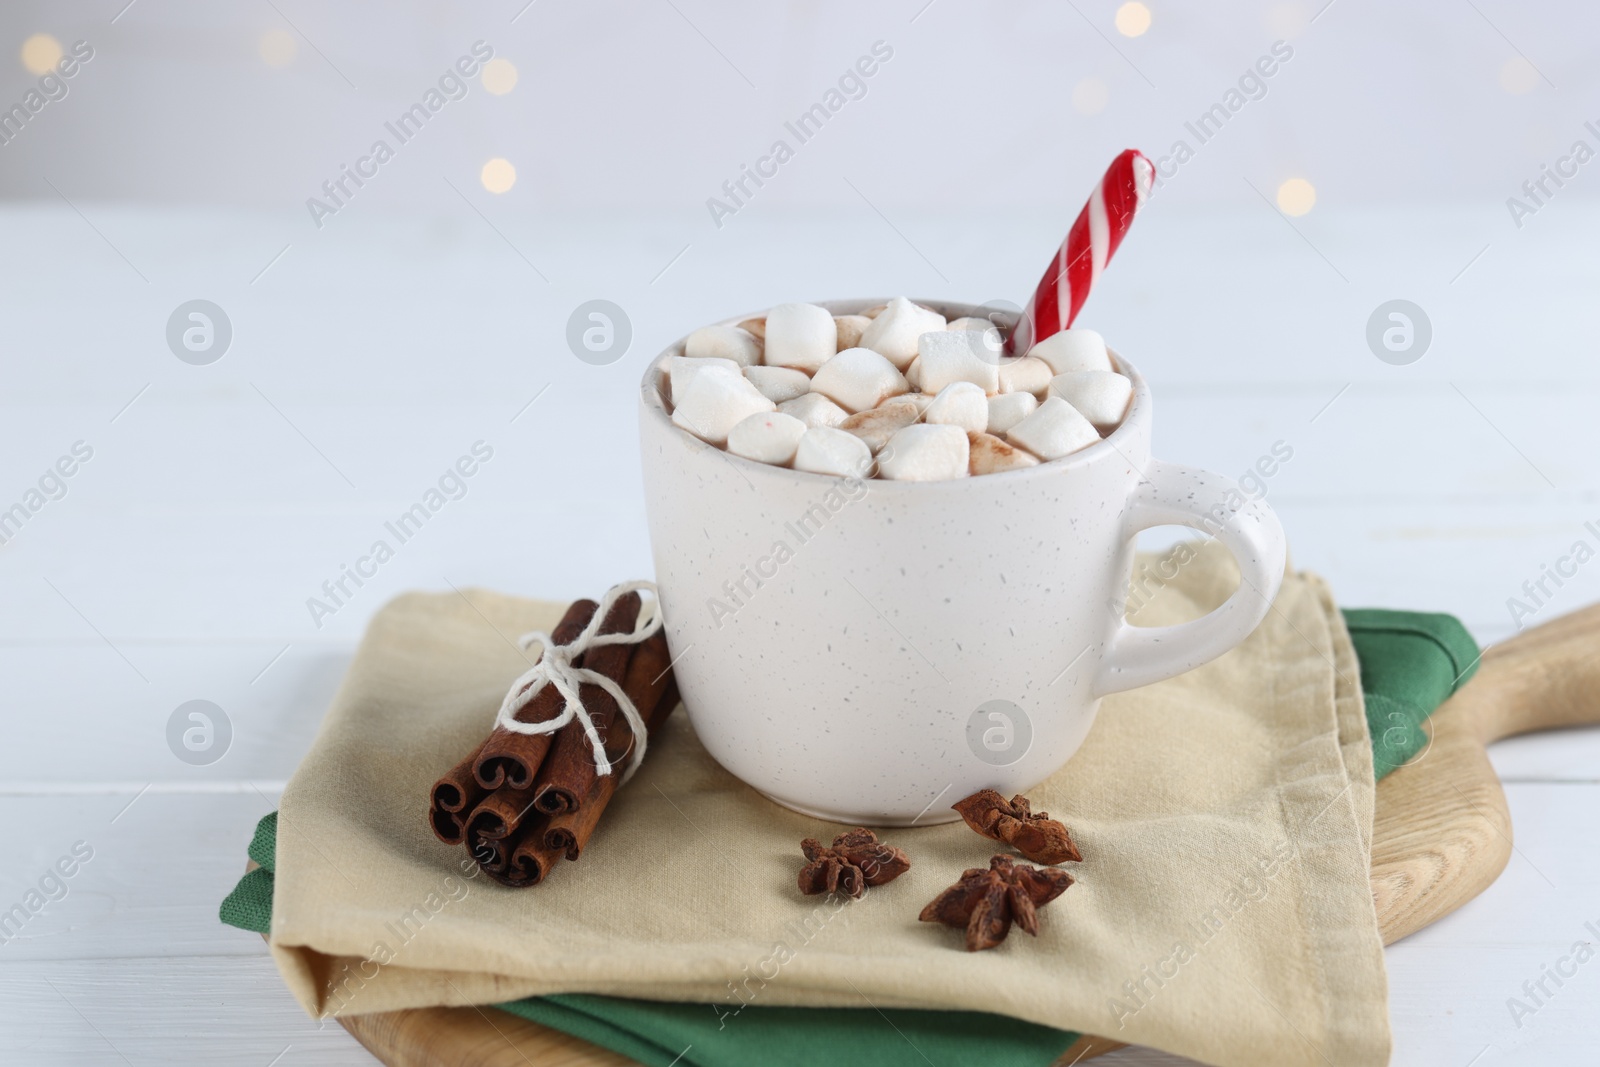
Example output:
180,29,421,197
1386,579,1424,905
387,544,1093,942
657,297,1133,481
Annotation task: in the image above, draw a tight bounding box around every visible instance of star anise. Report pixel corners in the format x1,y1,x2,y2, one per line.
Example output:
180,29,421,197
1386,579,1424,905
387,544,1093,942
951,789,1081,865
797,828,911,898
919,855,1074,951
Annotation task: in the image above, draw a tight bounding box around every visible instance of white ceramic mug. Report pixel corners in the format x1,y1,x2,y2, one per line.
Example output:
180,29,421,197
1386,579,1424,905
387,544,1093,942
639,300,1286,825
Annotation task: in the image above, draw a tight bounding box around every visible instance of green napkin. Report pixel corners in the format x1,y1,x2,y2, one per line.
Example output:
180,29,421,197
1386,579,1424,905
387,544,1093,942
502,997,1074,1067
219,811,276,934
1345,609,1480,778
221,607,1476,1067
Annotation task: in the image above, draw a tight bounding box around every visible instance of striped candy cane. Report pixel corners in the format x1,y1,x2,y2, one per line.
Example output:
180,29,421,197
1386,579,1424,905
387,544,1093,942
1006,149,1154,355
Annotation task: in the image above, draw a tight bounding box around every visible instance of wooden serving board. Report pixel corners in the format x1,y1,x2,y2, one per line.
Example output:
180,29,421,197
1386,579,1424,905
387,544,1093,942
323,603,1600,1067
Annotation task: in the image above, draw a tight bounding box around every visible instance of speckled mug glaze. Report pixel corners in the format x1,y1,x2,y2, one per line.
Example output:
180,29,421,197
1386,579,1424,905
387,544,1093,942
639,300,1286,826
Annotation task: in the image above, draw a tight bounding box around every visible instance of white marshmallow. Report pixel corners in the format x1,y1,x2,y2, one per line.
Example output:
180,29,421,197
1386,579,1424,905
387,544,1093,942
968,431,1041,476
834,314,872,351
727,411,808,466
840,401,921,453
1005,397,1100,461
738,317,766,342
877,424,970,481
793,426,873,477
663,355,742,404
858,297,947,370
809,347,910,413
670,371,776,446
985,391,1038,435
764,303,837,373
743,365,812,404
1047,371,1133,431
916,330,1001,395
998,356,1053,396
685,324,760,366
922,382,988,433
884,391,934,414
778,392,849,429
1027,328,1113,375
904,356,922,391
947,317,1005,353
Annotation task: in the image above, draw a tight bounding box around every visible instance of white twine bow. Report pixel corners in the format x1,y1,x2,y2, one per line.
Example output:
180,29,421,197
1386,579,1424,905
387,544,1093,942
492,580,664,783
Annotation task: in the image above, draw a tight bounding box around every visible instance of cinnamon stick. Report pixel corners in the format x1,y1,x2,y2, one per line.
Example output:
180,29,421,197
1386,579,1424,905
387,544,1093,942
504,818,566,887
464,782,544,843
467,833,510,877
472,599,598,790
532,592,643,815
463,594,639,876
429,583,682,888
429,738,489,845
543,629,678,860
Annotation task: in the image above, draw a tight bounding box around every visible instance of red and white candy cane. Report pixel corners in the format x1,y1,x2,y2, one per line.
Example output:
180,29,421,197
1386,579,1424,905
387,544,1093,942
1005,149,1154,355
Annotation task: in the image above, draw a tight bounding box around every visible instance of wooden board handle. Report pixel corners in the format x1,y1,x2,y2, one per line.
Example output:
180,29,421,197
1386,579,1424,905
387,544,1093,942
1455,601,1600,743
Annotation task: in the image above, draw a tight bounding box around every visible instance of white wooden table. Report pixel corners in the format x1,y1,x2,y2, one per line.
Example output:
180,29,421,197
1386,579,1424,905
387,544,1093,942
2,204,1595,1065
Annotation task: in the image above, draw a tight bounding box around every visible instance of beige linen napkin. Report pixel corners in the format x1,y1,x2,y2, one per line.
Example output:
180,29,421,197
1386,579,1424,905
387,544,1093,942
270,541,1387,1066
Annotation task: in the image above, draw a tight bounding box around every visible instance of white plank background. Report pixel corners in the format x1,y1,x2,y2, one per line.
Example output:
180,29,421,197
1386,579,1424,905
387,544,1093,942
3,195,1598,1067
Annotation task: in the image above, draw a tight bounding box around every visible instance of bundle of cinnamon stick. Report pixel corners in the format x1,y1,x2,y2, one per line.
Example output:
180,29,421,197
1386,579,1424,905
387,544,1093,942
428,592,678,887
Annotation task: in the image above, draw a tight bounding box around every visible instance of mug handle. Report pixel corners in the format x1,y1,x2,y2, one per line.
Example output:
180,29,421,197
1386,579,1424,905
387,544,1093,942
1093,458,1288,697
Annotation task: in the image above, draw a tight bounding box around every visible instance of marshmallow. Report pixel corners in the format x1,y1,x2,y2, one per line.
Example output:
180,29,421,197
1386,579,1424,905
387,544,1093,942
764,303,836,373
1028,328,1113,375
727,411,808,466
793,426,873,477
948,317,1005,353
998,356,1053,396
685,324,760,366
1047,371,1133,431
985,391,1038,435
916,330,1001,395
834,314,872,351
877,424,970,481
663,355,742,403
858,297,947,370
738,317,766,341
922,382,988,433
904,356,922,391
778,392,849,429
884,391,934,414
1004,397,1100,461
670,371,776,446
809,347,910,413
840,401,921,453
968,431,1041,476
743,365,812,404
